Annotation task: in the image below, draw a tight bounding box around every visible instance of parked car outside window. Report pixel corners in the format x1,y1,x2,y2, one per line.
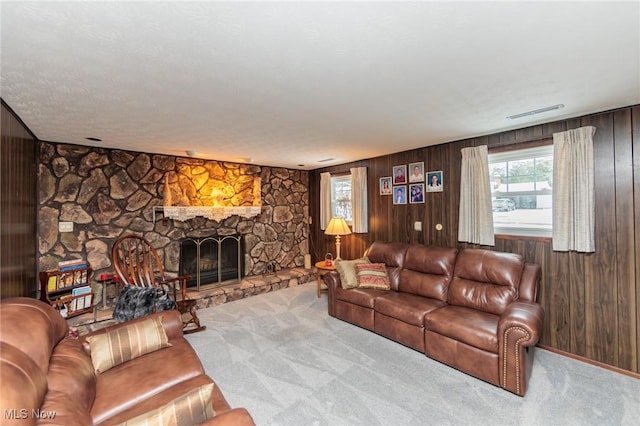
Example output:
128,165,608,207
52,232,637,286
492,198,516,212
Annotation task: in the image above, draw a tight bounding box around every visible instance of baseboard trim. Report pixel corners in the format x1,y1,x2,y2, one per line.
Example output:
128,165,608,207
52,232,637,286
538,344,640,380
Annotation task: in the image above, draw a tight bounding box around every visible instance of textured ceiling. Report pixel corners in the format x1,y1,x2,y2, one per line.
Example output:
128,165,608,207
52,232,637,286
2,1,639,170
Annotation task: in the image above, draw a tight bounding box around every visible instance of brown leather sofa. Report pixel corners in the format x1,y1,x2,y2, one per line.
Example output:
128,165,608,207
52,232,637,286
324,241,544,396
0,297,254,425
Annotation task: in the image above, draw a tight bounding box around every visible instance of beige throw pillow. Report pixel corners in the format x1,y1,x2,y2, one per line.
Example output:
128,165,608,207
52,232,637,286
118,383,215,426
86,316,171,374
356,263,391,290
336,257,370,289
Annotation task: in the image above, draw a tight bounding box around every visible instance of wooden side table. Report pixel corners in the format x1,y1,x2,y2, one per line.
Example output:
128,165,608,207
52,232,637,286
314,261,336,298
94,275,120,311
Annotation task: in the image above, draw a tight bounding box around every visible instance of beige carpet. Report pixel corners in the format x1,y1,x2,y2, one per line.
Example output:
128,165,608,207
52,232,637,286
186,282,640,426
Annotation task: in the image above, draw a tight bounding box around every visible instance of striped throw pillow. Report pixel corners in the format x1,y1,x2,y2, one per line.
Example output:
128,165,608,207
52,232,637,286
86,317,171,374
336,257,370,289
356,263,390,290
118,383,215,426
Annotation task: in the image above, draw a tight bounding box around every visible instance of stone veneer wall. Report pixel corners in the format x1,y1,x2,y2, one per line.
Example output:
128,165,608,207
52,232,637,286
38,142,310,285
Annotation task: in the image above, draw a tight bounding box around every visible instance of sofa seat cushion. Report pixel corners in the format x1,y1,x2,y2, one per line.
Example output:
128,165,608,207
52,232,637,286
374,293,446,326
117,382,215,426
424,305,500,353
98,375,217,426
335,286,388,308
90,338,206,424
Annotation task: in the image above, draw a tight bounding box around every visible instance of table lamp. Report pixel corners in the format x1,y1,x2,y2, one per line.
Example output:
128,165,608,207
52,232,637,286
325,217,352,260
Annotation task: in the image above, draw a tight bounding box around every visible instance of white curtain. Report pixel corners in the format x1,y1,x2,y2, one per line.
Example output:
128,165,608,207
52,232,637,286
350,167,368,233
458,145,494,246
320,172,332,230
552,126,596,252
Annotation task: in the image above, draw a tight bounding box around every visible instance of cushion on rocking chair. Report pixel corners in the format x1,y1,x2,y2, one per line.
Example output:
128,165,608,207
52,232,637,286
113,285,177,323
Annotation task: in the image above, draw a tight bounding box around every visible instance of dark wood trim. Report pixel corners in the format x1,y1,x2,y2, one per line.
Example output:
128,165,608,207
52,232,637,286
488,138,553,153
0,98,39,140
495,234,552,243
538,344,640,380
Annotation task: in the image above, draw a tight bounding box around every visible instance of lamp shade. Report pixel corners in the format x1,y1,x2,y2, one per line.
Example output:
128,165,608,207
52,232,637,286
325,217,352,236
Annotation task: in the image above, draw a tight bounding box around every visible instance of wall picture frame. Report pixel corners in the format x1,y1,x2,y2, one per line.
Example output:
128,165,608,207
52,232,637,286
409,183,425,203
392,186,407,204
409,162,424,182
392,165,407,184
427,170,443,192
379,177,392,195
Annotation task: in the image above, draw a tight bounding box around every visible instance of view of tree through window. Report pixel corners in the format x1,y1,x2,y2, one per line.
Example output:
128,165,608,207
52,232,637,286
331,175,352,224
488,145,553,236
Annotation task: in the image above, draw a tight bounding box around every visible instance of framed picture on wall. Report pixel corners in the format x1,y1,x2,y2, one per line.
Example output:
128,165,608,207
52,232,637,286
426,170,443,192
393,186,407,204
379,177,392,195
409,162,424,182
392,165,407,184
409,183,425,203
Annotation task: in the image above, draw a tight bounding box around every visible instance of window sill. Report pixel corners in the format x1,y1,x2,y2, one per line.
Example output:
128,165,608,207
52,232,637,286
494,233,552,243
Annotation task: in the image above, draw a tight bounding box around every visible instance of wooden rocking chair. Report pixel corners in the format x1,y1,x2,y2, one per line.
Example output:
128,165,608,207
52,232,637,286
111,234,206,334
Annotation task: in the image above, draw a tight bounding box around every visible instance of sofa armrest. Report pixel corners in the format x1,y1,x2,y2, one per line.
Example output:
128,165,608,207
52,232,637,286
498,301,544,396
323,271,341,317
199,408,255,426
80,310,184,354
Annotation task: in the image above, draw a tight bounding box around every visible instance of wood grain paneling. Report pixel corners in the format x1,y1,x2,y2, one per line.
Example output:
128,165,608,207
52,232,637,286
613,109,636,371
1,100,38,298
583,112,617,365
634,106,640,372
309,105,640,374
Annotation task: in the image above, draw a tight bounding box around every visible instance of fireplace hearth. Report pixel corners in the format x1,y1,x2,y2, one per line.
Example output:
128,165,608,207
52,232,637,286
179,234,244,291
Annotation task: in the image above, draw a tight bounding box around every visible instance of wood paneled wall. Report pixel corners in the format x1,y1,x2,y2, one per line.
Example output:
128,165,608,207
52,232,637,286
309,105,639,374
1,100,38,298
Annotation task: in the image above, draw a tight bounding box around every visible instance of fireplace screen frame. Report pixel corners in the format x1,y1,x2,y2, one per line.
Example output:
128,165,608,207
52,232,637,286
179,234,243,291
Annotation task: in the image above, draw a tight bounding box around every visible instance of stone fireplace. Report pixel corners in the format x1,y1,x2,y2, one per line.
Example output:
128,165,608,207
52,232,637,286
37,142,310,295
179,234,243,291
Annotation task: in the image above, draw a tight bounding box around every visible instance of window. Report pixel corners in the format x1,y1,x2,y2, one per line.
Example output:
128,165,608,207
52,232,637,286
488,145,553,237
331,175,352,224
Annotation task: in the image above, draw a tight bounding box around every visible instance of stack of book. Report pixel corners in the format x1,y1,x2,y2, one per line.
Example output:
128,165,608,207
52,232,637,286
58,258,89,272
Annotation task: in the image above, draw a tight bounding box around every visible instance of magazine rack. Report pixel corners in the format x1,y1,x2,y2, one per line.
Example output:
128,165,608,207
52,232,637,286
39,267,93,318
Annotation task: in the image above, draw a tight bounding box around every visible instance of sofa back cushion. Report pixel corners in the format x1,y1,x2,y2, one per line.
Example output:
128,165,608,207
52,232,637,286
399,245,458,301
364,241,408,291
0,297,68,375
448,249,524,315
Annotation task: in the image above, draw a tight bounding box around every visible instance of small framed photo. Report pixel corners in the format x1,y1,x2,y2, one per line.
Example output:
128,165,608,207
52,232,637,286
392,165,407,184
409,162,424,182
393,186,407,205
409,183,425,203
379,177,392,195
427,170,443,192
